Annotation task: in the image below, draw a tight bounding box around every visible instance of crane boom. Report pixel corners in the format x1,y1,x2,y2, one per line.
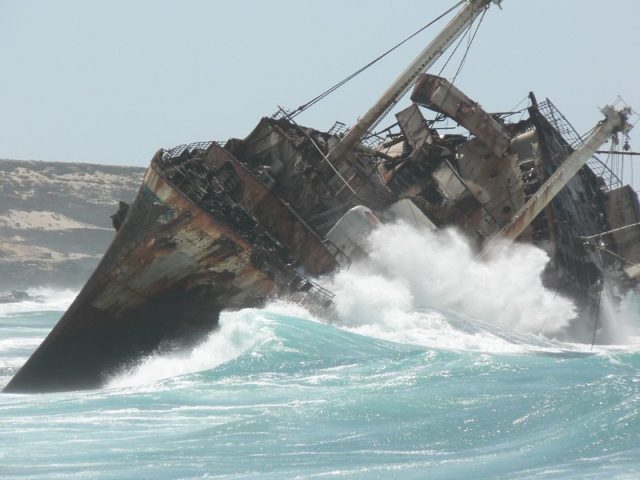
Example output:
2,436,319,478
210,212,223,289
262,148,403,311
327,0,501,163
496,105,633,242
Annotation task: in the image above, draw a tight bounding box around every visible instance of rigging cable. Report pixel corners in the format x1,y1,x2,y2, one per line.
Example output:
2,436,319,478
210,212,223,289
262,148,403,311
508,95,530,114
288,0,466,119
368,5,487,137
447,8,486,90
423,7,485,130
421,6,486,125
435,16,475,77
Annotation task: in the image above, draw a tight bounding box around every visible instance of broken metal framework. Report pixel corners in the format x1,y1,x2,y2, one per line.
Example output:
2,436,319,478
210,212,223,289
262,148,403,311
537,99,624,191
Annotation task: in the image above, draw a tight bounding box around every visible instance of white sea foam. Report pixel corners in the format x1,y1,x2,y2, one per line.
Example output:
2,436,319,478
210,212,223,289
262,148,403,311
108,308,275,388
327,221,576,330
218,225,632,354
319,221,640,352
0,287,77,316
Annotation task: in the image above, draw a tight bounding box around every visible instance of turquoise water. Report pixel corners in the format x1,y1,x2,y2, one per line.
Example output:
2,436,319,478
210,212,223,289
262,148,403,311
1,295,639,479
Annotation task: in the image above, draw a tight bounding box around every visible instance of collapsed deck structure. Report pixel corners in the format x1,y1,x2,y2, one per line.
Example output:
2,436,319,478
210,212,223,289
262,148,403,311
5,0,639,392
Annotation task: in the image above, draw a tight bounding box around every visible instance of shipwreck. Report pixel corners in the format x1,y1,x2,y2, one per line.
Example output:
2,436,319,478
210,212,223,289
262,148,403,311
5,0,639,393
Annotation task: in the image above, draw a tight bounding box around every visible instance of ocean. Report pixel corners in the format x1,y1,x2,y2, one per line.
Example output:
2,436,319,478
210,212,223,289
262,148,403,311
1,224,639,479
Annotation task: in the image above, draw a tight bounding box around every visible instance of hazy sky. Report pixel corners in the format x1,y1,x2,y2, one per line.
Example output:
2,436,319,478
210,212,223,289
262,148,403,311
2,0,639,185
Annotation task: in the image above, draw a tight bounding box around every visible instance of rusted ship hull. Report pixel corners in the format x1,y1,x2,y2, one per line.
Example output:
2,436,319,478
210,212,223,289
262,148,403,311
4,157,295,392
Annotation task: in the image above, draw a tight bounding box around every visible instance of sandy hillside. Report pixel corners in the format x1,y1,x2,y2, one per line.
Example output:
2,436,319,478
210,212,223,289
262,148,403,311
0,159,145,291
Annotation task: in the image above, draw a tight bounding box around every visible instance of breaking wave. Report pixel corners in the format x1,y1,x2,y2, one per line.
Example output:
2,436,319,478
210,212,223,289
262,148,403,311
0,287,77,316
325,221,578,340
108,308,276,388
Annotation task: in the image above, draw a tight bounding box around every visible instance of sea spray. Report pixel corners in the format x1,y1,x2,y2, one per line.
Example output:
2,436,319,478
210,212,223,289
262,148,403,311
594,283,639,345
618,290,640,340
325,221,578,340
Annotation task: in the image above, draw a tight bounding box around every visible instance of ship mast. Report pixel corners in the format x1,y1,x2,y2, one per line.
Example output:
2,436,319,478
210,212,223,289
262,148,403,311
327,0,502,163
